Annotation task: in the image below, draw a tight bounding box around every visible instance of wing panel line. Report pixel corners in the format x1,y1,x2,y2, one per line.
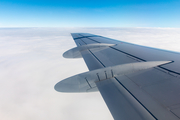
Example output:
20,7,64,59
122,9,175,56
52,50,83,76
88,50,106,67
80,39,106,67
170,110,180,119
79,34,101,43
86,37,101,43
110,46,146,62
74,36,98,40
114,77,158,120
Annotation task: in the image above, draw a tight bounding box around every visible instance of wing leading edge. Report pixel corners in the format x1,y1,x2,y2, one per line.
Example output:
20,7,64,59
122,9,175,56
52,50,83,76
55,33,180,120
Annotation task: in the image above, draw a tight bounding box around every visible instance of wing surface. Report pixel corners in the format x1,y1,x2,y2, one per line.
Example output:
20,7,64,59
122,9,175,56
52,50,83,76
58,33,180,120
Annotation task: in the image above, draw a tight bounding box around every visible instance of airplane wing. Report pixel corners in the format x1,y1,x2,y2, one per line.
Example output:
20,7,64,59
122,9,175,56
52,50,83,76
55,33,180,120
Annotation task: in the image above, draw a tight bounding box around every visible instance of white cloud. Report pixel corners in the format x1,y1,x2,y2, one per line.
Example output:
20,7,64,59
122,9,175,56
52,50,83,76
0,27,180,120
0,28,113,120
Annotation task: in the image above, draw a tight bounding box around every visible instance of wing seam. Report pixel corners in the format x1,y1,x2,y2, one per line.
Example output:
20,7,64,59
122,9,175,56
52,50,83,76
81,39,106,67
114,77,158,120
88,50,106,67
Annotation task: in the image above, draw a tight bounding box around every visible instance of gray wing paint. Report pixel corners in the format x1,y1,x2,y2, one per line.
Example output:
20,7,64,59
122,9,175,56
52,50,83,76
55,33,180,120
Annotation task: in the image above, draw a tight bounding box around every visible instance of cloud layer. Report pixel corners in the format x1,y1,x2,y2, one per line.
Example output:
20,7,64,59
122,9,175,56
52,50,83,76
0,27,180,120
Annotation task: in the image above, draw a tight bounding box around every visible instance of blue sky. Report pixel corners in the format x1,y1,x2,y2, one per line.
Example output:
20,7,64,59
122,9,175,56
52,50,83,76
0,0,180,27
